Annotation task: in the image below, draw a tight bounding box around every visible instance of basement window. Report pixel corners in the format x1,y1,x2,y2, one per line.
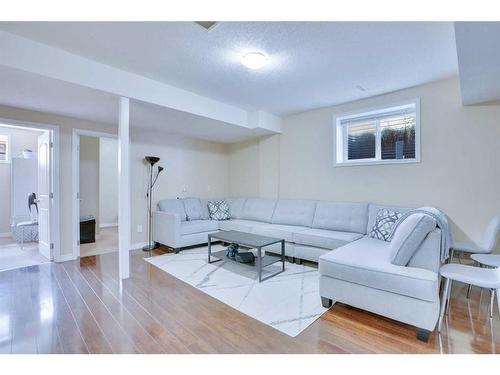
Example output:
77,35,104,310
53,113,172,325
335,99,420,166
0,135,9,163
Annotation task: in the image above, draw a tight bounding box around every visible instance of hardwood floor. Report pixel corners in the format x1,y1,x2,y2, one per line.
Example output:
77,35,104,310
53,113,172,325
0,248,498,354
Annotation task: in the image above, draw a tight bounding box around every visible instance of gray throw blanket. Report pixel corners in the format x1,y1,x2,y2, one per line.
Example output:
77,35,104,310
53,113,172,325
389,206,452,263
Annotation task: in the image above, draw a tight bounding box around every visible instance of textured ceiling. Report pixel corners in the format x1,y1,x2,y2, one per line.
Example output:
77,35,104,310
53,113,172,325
0,22,458,115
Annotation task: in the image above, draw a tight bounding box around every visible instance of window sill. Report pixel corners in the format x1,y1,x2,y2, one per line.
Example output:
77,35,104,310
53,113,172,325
335,158,420,167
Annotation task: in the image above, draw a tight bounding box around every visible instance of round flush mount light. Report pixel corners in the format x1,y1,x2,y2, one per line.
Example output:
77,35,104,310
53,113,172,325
241,52,268,70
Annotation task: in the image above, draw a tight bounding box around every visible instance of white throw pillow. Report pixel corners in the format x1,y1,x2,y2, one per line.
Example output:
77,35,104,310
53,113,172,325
389,213,437,266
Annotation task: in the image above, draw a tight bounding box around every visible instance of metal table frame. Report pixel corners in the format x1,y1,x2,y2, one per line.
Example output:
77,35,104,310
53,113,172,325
208,231,285,282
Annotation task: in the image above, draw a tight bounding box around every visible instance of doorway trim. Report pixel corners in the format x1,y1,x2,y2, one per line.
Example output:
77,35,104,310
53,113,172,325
72,128,117,259
0,117,61,262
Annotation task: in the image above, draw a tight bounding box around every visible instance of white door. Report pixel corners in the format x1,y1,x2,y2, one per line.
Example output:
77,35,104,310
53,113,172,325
38,132,52,260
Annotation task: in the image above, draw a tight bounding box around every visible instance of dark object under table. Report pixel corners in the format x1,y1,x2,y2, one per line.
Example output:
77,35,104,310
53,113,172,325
208,230,285,282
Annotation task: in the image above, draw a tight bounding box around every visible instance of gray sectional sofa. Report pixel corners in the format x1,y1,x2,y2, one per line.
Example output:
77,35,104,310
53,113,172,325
153,197,442,341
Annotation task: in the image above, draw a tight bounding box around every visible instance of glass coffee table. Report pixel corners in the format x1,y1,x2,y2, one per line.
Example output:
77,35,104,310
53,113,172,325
208,230,285,282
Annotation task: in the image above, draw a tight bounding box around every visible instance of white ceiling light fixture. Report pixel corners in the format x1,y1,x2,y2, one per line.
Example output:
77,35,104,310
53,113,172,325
241,52,268,70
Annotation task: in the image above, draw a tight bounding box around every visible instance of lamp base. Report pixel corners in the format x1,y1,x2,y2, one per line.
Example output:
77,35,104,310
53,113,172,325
142,243,158,252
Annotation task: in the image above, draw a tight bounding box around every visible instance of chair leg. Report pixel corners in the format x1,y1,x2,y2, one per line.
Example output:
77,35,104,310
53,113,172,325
449,249,455,263
438,278,451,332
466,284,472,299
497,289,500,317
446,280,453,316
490,289,495,319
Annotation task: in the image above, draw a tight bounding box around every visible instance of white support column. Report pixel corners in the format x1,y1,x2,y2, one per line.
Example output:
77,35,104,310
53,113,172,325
118,97,130,279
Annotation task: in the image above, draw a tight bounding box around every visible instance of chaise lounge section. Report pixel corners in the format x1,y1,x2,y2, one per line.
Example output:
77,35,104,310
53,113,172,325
153,197,443,341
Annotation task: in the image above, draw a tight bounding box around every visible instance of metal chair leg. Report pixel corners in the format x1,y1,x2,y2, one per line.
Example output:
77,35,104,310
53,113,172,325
496,289,500,317
449,249,455,263
445,280,453,316
466,284,472,299
438,278,451,332
490,289,495,318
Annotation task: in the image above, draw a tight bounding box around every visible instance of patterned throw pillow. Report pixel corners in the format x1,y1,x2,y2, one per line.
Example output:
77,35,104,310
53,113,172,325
369,209,402,241
207,200,231,221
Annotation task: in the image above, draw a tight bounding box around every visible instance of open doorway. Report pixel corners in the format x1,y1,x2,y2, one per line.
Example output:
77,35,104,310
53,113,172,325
0,122,57,271
73,130,118,258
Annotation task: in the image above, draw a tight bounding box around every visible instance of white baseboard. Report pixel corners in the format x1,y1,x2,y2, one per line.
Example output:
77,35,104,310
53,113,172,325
0,232,12,238
100,222,118,228
57,253,76,262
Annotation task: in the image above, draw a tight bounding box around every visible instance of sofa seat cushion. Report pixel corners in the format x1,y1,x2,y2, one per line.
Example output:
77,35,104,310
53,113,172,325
293,229,363,250
319,237,439,302
218,219,268,233
252,224,310,242
180,220,219,235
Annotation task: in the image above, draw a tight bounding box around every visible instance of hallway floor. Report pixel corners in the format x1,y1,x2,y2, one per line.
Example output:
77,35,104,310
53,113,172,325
80,226,118,257
0,237,49,272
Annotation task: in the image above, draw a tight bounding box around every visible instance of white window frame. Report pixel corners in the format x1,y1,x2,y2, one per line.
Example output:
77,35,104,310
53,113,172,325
0,134,11,163
334,98,421,167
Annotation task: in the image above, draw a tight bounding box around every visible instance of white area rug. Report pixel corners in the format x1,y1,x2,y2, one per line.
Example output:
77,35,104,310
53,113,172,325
146,245,329,337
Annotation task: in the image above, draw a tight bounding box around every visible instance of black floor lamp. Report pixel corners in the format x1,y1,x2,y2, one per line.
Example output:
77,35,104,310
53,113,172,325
143,156,164,254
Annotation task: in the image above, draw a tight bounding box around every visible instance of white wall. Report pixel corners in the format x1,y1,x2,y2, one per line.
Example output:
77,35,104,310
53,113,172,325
228,139,260,197
79,135,100,231
229,78,500,247
130,129,229,244
0,125,42,234
227,134,280,198
99,137,118,226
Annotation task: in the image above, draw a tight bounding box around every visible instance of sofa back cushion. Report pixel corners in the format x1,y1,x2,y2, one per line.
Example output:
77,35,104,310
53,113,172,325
366,204,412,234
408,228,442,273
199,199,210,220
389,213,437,266
225,198,247,219
312,202,368,234
158,199,187,221
182,198,204,221
271,199,317,227
240,198,277,223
